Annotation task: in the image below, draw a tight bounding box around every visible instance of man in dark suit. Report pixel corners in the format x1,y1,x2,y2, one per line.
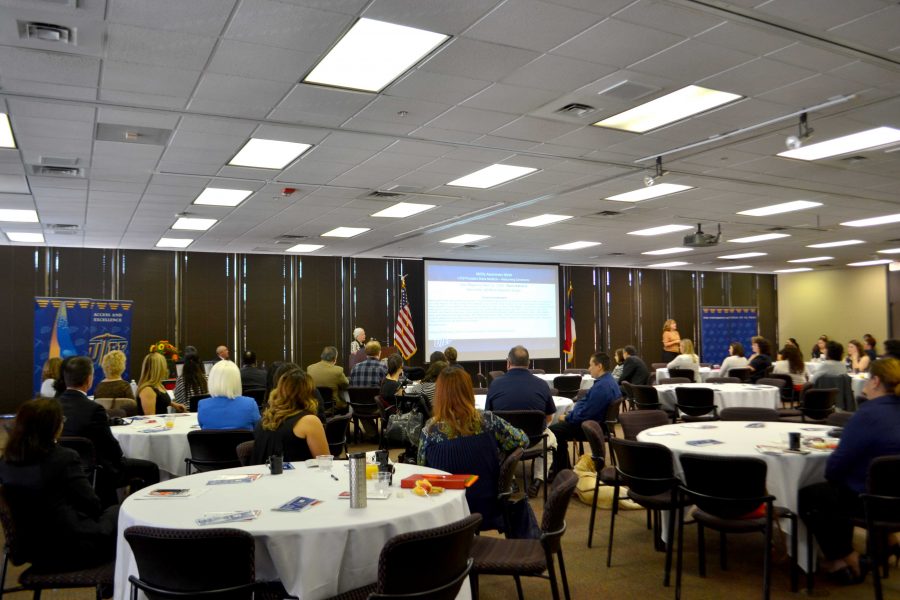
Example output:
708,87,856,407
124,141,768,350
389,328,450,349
240,350,267,390
619,345,650,388
485,345,557,497
58,356,159,505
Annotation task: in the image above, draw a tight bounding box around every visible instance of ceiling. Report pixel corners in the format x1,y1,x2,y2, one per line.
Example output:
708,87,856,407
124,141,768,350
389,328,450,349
0,0,899,274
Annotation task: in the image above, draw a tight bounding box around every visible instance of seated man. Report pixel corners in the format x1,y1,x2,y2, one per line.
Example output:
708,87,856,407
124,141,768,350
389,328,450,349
57,356,159,505
349,340,388,388
215,345,230,361
549,352,619,474
810,341,848,383
239,350,267,390
485,345,557,498
619,345,650,388
307,345,350,410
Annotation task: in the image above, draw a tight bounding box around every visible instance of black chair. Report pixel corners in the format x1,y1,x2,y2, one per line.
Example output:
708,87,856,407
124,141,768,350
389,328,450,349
779,388,837,423
471,470,578,600
673,386,718,422
825,411,853,427
719,407,780,422
607,438,686,587
0,486,114,600
668,368,696,383
619,380,635,409
325,411,352,458
331,514,482,600
618,409,669,441
604,397,624,438
315,386,336,418
861,456,900,600
498,448,525,538
706,377,740,384
675,454,798,599
728,368,752,382
659,377,691,385
185,429,255,474
812,374,856,411
529,368,545,375
188,393,211,412
403,366,426,382
125,525,268,599
235,440,256,466
552,375,582,399
242,388,267,411
493,410,549,501
347,386,381,444
58,436,100,488
631,384,663,411
763,374,796,406
563,368,588,375
581,420,618,548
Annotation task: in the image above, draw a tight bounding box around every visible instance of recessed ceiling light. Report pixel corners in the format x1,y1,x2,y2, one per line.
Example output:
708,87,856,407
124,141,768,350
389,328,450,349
508,214,573,228
642,247,693,256
286,243,324,253
0,209,39,222
593,85,742,133
172,217,216,231
0,113,16,148
193,188,254,207
549,241,602,250
718,252,767,259
440,234,490,244
737,200,822,216
778,126,900,161
787,256,833,263
775,268,813,273
648,261,690,268
156,237,193,248
807,240,864,248
716,265,752,270
605,183,693,203
877,248,900,254
303,18,448,93
6,232,43,243
847,259,894,267
321,227,370,238
228,138,311,169
840,213,900,227
371,202,435,218
447,164,538,189
728,233,790,243
628,224,694,236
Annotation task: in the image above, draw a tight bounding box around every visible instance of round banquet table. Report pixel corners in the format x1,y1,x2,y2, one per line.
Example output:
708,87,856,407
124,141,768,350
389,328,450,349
113,462,470,600
637,421,836,570
535,373,594,391
655,367,720,383
111,413,198,476
653,382,780,412
475,394,573,422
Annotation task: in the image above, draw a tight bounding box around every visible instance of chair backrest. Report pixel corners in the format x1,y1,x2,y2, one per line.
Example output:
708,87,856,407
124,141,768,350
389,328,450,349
487,370,505,385
235,440,255,466
800,388,837,421
540,469,578,553
659,377,691,385
609,438,677,497
475,373,488,388
186,429,255,473
605,397,624,428
673,386,715,416
242,388,267,410
812,374,855,411
728,368,752,382
528,368,545,375
325,412,351,457
491,410,546,444
719,407,780,422
765,373,794,394
404,366,426,382
564,368,588,375
620,380,635,403
95,397,139,416
679,454,769,519
0,486,25,565
580,420,606,466
705,377,740,384
650,363,668,369
315,386,335,416
552,375,582,393
162,379,177,391
825,411,853,427
498,447,524,499
125,525,257,598
347,387,381,418
756,377,784,390
58,436,98,471
631,384,661,410
863,456,900,528
189,393,211,412
376,514,482,599
668,368,696,383
618,410,669,440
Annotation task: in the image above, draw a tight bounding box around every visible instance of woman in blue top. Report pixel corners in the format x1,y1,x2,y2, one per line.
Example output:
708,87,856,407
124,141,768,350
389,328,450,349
197,360,260,430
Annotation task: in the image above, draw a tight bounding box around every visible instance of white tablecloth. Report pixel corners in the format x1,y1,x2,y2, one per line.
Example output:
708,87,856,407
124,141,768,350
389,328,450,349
655,367,719,382
535,373,594,391
638,421,834,570
114,462,470,600
475,394,573,422
653,383,780,412
111,413,197,476
850,373,868,397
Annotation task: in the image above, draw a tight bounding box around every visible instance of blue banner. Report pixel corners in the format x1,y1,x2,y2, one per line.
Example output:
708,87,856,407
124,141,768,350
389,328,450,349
699,306,758,365
33,297,134,395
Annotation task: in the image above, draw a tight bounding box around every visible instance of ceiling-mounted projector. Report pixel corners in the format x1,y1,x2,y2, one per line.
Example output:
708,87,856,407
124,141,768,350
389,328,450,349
683,223,721,248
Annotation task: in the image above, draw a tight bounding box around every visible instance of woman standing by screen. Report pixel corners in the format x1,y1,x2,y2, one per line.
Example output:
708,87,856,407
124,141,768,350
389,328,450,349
662,319,681,362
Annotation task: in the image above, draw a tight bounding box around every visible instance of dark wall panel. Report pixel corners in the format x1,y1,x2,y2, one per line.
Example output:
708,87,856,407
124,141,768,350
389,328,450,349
637,269,667,364
606,268,637,356
119,250,176,373
243,254,290,366
348,258,391,348
52,248,112,299
397,259,425,366
699,272,726,307
757,275,778,345
181,252,234,362
0,247,46,409
298,256,342,369
730,273,757,307
668,271,698,350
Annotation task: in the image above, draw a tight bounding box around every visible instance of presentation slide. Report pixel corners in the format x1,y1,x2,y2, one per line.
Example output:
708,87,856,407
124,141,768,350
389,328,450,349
424,260,560,361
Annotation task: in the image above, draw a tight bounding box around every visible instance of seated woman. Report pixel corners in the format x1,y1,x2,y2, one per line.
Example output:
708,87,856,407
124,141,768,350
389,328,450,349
799,358,900,585
719,342,749,376
252,368,329,464
666,339,700,380
611,348,625,381
772,344,808,391
811,335,829,361
0,398,119,570
418,368,529,532
863,334,877,362
846,339,870,374
93,350,134,400
39,357,62,398
136,352,185,415
405,360,447,409
380,354,405,409
198,361,260,430
173,346,208,409
747,336,773,383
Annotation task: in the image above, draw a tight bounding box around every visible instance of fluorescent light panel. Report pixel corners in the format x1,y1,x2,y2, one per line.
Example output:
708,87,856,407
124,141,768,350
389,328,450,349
787,256,833,263
6,232,43,243
642,247,693,256
718,252,767,259
593,85,742,133
440,234,490,244
156,237,193,248
877,248,900,254
807,240,864,248
447,164,537,189
172,217,216,231
508,214,572,228
0,113,15,148
778,126,900,161
550,241,601,250
286,243,324,253
193,188,253,207
228,139,311,169
775,268,813,273
848,259,894,267
648,261,690,268
628,224,693,236
728,233,790,243
0,209,38,222
841,213,900,227
737,200,822,216
371,202,435,218
716,265,752,270
605,183,692,203
303,18,448,93
321,227,370,238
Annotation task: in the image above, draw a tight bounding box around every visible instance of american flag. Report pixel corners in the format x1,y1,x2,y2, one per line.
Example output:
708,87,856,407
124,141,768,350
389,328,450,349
562,283,576,363
394,277,417,360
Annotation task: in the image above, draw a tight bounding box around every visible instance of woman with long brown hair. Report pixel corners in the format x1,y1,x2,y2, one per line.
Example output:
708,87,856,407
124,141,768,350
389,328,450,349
252,367,328,464
772,344,808,391
661,319,681,362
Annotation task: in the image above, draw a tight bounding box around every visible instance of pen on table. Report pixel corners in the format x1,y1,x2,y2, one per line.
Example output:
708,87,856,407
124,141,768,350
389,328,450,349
330,474,339,481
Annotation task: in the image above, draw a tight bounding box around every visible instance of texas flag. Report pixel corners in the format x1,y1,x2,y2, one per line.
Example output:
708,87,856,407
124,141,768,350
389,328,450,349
562,283,576,363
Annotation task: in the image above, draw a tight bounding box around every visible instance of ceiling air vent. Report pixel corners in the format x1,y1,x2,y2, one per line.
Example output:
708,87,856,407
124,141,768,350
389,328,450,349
596,80,659,102
595,210,622,217
274,235,308,244
840,155,867,164
608,252,625,256
555,103,596,118
366,191,404,199
47,224,81,235
30,165,83,177
20,22,73,44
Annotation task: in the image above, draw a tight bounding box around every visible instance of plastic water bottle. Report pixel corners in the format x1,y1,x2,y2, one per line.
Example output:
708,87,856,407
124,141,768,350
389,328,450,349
130,379,138,397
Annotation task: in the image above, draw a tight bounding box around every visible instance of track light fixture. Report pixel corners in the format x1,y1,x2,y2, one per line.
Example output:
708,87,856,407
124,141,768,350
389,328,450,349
785,112,814,150
644,156,668,187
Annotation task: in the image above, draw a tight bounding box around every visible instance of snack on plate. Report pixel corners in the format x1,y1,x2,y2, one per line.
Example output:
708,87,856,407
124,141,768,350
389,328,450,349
412,478,443,496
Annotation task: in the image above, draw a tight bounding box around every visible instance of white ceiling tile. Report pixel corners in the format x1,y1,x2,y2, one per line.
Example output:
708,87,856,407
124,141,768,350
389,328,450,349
12,116,94,141
190,73,294,117
269,84,375,126
502,53,617,92
385,70,491,105
96,108,180,129
630,39,755,81
464,0,599,52
767,43,856,72
225,0,352,52
754,0,887,32
99,89,189,110
462,83,560,114
490,116,582,142
695,22,795,55
0,47,100,87
699,58,817,97
106,24,217,70
0,174,29,194
424,106,518,134
352,96,452,126
102,61,201,97
553,18,683,68
108,0,236,35
207,39,320,83
615,0,726,36
362,0,498,35
421,38,540,81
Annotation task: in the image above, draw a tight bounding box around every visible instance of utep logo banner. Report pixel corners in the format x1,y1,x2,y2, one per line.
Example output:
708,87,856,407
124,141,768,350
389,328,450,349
33,297,134,395
699,306,758,365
